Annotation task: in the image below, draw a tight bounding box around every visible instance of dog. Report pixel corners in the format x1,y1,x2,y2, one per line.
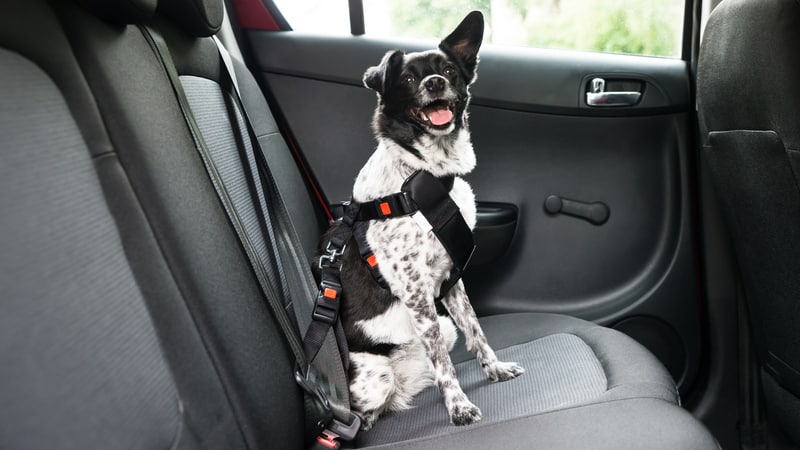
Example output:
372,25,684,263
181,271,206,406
315,11,524,431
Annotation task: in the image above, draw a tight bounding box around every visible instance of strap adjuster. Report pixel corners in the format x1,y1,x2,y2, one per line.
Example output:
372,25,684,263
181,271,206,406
377,191,413,217
354,192,416,221
312,280,341,325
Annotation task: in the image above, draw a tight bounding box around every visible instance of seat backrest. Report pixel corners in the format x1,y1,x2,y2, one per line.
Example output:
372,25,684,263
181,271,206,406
58,0,316,447
697,0,800,444
1,0,312,448
0,1,191,448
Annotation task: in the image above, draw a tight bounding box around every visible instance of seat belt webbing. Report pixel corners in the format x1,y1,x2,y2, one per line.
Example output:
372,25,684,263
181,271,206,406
212,36,357,437
141,22,355,434
139,24,309,368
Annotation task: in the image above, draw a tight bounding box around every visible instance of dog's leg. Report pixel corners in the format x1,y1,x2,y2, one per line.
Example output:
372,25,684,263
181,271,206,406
386,340,435,412
349,352,396,431
402,283,482,426
442,280,525,381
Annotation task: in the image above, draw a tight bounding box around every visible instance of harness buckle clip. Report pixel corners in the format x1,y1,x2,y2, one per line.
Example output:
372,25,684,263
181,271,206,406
374,192,414,219
312,279,341,325
318,242,346,269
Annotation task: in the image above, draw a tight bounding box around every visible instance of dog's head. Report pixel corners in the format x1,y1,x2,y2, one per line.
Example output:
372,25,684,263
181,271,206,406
363,11,484,159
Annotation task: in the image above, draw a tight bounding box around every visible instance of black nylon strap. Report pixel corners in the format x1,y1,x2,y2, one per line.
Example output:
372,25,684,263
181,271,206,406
303,201,360,362
145,27,358,439
346,171,474,300
210,37,357,435
402,171,475,291
303,266,342,361
352,221,388,289
139,26,310,369
355,192,416,221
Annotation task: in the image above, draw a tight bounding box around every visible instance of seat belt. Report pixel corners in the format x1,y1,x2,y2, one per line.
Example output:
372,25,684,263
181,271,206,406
211,35,358,441
139,25,358,445
213,36,360,428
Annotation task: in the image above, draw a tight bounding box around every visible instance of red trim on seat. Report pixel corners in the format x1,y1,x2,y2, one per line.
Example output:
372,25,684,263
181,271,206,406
279,123,335,223
229,0,335,223
230,0,280,30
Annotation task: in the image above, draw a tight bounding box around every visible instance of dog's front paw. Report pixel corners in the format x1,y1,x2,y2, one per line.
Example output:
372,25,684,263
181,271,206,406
484,360,525,382
358,411,378,432
449,400,482,426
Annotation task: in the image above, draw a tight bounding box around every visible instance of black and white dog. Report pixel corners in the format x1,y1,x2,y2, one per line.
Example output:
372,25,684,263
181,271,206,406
318,11,524,431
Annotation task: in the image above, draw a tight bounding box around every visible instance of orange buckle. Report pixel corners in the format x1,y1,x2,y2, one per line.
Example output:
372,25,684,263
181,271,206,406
366,254,378,268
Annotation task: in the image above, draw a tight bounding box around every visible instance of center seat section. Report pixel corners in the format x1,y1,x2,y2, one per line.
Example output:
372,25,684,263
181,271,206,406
31,0,720,447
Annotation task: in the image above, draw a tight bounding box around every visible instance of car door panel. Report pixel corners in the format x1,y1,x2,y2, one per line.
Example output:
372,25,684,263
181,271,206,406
248,31,700,393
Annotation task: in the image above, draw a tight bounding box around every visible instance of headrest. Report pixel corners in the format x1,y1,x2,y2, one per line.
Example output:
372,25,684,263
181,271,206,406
157,0,223,37
698,0,800,149
77,0,157,24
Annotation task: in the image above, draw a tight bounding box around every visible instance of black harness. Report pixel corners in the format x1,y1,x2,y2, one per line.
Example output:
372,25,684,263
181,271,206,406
303,170,476,366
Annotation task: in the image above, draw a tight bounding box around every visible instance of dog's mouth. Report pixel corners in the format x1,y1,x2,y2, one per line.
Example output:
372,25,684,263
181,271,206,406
409,100,455,129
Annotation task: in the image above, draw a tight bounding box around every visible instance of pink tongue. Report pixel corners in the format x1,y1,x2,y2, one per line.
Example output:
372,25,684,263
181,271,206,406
428,108,453,126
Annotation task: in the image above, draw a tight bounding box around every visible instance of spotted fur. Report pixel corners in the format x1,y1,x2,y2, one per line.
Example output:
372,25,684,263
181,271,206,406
316,11,524,431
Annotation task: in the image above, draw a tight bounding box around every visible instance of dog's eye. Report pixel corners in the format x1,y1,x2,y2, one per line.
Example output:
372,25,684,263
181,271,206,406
403,74,416,85
443,66,457,77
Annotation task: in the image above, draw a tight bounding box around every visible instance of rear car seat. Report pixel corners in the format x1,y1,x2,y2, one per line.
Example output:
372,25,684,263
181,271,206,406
0,0,719,448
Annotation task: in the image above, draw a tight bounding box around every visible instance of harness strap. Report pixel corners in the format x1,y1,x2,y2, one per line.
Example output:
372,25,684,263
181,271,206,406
355,192,416,221
347,171,474,300
402,171,475,278
302,171,474,443
209,36,359,442
353,222,389,289
304,204,359,363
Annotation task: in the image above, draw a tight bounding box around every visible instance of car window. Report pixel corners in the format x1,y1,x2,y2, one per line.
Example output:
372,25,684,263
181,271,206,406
271,0,685,58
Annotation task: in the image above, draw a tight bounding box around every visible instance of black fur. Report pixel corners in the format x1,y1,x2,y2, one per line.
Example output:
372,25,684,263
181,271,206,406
364,12,484,160
312,225,398,355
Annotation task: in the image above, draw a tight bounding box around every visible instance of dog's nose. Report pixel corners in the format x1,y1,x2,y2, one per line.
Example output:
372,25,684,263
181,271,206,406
424,77,445,93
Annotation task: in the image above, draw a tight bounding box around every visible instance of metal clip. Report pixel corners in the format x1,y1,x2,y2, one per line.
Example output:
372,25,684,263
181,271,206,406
319,242,346,269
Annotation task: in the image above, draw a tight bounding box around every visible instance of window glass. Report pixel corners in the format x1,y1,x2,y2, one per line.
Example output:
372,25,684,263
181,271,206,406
273,0,684,58
273,0,352,35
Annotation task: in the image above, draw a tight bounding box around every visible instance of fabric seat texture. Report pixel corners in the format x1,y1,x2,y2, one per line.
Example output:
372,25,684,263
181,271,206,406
0,0,717,448
697,0,800,446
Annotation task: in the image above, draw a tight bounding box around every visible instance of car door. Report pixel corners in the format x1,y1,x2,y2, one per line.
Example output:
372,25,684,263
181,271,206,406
226,0,730,433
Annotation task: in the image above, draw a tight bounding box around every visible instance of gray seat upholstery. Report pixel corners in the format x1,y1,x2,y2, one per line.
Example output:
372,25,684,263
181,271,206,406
0,0,718,448
697,0,800,445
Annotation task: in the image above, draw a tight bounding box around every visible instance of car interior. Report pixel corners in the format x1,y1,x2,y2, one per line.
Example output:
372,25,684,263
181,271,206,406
1,0,797,448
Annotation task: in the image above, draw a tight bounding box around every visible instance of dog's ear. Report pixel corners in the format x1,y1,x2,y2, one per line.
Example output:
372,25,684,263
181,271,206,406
439,11,484,82
363,50,405,96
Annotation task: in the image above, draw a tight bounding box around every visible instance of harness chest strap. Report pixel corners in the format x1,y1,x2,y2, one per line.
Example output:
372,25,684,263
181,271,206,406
351,171,474,297
303,170,475,442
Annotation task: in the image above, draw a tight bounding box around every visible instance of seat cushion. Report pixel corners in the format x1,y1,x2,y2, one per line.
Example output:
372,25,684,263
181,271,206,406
361,397,717,450
356,313,684,448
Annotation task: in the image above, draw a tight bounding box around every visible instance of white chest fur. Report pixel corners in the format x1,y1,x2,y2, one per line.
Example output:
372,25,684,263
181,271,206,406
352,128,477,229
350,131,477,346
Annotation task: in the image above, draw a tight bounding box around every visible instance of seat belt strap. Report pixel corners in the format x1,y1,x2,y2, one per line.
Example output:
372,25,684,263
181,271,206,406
141,26,358,442
140,24,309,368
402,171,475,277
211,36,358,439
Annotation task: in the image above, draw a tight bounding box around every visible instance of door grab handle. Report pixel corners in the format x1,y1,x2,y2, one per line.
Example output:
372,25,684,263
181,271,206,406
544,195,610,225
586,77,641,107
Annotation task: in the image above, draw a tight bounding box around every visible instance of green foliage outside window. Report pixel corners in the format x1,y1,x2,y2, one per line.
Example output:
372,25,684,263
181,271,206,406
373,0,683,57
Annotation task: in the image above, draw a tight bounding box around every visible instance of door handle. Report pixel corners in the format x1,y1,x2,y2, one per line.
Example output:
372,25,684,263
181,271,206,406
544,195,609,225
586,78,641,107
